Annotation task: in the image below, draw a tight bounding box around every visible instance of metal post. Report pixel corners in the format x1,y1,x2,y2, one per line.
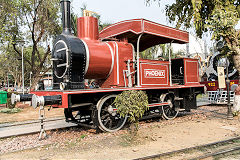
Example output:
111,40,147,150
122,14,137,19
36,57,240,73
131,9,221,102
15,66,18,88
136,33,143,87
169,41,174,86
39,105,47,140
226,63,233,120
7,73,9,89
30,72,32,90
48,72,50,88
186,43,190,57
21,44,24,94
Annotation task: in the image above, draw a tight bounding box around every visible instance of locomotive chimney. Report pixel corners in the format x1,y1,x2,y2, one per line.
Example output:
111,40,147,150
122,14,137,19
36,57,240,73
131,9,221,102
77,16,99,40
61,0,71,34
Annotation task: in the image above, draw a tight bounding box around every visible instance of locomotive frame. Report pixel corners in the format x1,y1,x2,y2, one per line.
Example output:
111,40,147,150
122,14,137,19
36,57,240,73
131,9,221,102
11,0,204,132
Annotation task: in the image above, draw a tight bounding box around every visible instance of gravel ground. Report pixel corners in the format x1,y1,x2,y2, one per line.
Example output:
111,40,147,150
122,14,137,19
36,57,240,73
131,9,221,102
0,105,233,155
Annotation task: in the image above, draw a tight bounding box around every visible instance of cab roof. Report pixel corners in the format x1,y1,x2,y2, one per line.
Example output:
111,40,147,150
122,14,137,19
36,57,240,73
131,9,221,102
99,19,189,52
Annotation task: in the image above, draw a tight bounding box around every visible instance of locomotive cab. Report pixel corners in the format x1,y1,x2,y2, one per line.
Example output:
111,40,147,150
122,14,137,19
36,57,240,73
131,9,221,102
171,58,199,85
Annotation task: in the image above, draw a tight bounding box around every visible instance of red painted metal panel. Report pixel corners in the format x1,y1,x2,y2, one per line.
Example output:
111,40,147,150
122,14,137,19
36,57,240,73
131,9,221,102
100,41,134,88
30,83,204,108
143,20,189,43
184,59,199,85
77,16,99,40
149,102,169,107
200,80,239,91
99,19,189,51
140,60,169,86
84,40,113,79
100,19,143,38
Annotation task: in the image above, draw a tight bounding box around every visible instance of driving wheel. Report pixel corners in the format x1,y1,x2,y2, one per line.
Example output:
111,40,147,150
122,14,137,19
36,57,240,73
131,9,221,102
160,94,179,120
96,95,127,132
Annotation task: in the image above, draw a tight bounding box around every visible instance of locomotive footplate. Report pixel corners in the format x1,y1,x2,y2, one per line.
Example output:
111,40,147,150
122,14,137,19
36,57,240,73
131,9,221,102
26,85,204,132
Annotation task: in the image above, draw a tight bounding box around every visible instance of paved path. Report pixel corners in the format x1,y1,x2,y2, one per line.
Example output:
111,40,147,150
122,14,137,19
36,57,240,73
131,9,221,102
0,119,77,139
197,101,211,106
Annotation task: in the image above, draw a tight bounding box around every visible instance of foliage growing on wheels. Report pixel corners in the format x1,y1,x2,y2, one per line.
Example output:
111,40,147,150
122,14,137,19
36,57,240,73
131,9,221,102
114,90,149,130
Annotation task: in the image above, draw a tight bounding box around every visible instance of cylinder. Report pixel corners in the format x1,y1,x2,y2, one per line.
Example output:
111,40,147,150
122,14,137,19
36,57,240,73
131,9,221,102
61,0,71,34
77,16,99,40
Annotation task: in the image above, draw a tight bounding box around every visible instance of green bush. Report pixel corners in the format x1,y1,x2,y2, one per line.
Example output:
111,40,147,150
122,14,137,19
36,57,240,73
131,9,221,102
7,92,18,98
114,90,149,134
0,108,22,114
6,92,17,109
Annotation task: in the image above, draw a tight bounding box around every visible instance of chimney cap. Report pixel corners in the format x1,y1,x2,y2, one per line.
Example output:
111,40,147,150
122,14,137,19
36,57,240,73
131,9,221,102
60,0,70,2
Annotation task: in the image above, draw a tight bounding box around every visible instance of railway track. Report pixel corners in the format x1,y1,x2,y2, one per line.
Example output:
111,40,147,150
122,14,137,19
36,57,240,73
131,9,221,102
0,101,217,139
135,136,240,160
1,103,237,159
0,117,77,139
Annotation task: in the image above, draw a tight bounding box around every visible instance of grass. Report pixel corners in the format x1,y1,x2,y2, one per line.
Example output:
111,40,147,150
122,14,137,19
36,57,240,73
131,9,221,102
119,131,147,147
119,134,133,147
0,108,22,114
64,134,88,148
80,134,87,139
65,140,77,147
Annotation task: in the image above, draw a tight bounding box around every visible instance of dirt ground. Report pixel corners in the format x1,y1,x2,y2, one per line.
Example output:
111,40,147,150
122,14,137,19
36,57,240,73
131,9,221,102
1,105,240,160
0,103,64,124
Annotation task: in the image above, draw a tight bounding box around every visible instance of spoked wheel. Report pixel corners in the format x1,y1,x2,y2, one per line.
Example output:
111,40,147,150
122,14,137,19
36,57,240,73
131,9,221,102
64,108,92,124
96,95,127,132
160,94,179,120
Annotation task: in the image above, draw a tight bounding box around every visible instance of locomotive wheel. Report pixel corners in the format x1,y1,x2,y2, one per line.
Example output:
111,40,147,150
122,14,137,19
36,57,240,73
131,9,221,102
96,95,127,132
161,94,179,120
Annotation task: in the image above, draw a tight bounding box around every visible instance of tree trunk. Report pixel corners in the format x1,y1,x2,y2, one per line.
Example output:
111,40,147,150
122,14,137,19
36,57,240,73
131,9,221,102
31,75,42,90
233,53,240,75
225,32,240,113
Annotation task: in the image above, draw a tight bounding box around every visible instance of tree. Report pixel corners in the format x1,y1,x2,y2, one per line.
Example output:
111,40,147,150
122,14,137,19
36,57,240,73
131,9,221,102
140,43,179,60
147,0,240,113
0,47,22,88
0,0,61,89
146,0,240,73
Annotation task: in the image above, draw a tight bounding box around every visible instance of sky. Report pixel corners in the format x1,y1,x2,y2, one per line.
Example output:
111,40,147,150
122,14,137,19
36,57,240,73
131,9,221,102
71,0,240,54
72,0,240,30
71,0,212,54
72,0,175,27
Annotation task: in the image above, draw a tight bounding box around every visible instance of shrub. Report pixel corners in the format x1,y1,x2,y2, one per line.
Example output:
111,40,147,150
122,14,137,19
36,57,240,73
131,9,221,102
6,92,18,109
0,108,22,114
114,90,149,135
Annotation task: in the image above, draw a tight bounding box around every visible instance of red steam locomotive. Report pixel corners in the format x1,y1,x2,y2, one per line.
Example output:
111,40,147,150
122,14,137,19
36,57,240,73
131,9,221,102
11,0,204,132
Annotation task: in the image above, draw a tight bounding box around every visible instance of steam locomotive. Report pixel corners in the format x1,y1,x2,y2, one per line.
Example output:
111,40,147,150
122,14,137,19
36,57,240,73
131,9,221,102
200,52,239,104
11,0,204,132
